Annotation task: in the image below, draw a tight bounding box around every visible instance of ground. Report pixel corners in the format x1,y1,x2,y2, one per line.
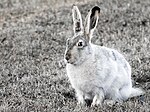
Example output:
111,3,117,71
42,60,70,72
0,0,150,112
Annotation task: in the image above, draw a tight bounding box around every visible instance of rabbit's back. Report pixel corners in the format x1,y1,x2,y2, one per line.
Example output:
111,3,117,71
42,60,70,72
92,44,131,78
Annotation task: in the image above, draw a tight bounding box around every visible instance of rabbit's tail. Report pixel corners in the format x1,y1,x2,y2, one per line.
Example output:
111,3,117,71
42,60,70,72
129,88,145,98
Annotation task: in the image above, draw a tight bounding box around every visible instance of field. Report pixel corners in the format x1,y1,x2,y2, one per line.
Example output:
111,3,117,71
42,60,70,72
0,0,150,111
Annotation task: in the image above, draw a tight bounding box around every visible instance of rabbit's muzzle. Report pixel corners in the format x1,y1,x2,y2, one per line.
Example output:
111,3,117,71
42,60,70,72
65,52,71,61
64,49,72,63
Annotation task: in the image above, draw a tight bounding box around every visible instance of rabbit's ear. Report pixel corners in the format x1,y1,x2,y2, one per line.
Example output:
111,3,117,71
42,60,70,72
84,6,100,40
72,5,83,34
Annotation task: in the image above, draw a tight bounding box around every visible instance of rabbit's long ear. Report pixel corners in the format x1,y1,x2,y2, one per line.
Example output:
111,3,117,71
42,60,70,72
84,6,100,41
72,5,83,34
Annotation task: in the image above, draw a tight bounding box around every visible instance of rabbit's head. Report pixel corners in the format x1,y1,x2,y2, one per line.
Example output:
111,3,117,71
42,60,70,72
64,5,100,65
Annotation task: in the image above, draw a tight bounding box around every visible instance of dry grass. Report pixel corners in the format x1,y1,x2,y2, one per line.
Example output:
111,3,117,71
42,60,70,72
0,0,150,111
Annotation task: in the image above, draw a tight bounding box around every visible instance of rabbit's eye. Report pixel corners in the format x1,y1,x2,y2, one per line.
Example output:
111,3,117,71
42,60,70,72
78,42,83,46
77,40,84,47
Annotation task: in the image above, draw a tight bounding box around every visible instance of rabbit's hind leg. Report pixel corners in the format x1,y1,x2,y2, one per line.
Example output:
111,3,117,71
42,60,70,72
119,84,132,101
104,89,121,106
109,88,123,103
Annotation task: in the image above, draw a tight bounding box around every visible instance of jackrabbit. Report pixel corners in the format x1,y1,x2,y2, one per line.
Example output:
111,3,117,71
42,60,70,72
64,5,144,106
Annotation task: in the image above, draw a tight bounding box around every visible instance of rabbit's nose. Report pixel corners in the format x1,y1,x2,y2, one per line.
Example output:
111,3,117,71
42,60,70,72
65,53,71,61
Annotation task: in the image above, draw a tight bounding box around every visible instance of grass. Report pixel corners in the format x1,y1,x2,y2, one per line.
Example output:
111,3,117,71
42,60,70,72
0,0,150,111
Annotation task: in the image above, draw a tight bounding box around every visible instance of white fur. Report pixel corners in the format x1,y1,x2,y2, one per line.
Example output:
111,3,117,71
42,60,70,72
66,44,144,105
65,6,144,106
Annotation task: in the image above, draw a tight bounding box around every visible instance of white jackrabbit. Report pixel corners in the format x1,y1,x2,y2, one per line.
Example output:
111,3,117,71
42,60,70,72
64,5,144,106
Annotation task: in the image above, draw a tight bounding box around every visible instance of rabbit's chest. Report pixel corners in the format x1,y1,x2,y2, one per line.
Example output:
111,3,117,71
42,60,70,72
66,63,97,90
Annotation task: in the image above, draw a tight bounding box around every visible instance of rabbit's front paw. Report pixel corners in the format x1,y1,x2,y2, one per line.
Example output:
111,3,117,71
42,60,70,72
77,96,85,105
76,92,85,105
91,95,103,106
